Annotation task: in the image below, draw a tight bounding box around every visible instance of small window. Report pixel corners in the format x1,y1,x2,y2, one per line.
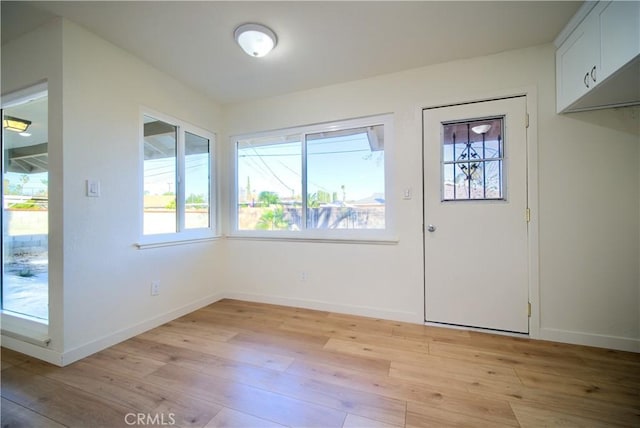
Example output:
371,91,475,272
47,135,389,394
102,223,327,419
442,117,504,201
184,132,211,230
142,111,215,240
143,117,177,234
234,114,392,239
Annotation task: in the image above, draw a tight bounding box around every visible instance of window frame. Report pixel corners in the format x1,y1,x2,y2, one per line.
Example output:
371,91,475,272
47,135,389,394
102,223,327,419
230,114,395,242
138,108,217,247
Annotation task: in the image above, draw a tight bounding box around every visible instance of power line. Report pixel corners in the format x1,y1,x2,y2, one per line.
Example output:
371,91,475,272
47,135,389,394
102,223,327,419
239,148,371,157
251,147,294,193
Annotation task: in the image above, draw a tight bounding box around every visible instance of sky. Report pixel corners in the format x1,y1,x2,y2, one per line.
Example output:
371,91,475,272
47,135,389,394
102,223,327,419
237,131,385,203
144,153,209,198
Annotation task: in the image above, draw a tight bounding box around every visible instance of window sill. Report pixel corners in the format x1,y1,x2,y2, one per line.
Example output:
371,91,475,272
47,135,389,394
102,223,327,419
227,234,399,245
135,235,222,250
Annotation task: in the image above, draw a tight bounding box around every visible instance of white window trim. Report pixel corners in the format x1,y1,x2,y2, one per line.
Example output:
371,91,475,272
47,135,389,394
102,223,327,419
230,114,396,242
1,311,50,347
137,107,218,248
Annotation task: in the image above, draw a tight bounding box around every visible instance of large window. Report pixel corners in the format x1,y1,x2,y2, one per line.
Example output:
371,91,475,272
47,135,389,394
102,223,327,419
142,111,215,241
234,114,391,239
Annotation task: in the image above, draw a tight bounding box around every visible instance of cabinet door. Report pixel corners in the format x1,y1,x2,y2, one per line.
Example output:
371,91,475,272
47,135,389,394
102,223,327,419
599,0,640,79
556,12,600,112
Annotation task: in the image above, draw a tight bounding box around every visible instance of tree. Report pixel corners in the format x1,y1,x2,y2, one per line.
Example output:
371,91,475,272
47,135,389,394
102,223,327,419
256,206,289,230
258,191,279,206
308,191,331,208
186,193,207,210
186,193,205,203
4,178,22,195
307,193,320,208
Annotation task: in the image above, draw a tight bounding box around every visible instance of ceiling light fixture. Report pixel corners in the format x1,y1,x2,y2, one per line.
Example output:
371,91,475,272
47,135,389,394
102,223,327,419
234,23,277,58
3,115,32,133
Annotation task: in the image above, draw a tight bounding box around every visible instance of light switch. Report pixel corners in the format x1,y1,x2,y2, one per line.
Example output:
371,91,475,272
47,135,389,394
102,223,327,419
403,187,412,200
86,179,101,197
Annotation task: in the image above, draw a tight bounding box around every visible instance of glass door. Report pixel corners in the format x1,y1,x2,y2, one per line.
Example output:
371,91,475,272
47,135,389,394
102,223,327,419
2,91,48,321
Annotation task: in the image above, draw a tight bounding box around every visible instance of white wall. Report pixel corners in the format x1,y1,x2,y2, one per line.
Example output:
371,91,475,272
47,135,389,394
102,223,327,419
223,44,640,352
538,107,640,349
1,19,65,362
2,19,227,365
59,21,226,363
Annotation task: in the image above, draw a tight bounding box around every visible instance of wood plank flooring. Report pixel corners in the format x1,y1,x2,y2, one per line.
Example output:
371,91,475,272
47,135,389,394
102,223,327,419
2,299,639,427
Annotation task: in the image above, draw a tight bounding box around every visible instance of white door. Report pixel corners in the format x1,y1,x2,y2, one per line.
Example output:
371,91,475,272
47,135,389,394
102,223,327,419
423,97,529,334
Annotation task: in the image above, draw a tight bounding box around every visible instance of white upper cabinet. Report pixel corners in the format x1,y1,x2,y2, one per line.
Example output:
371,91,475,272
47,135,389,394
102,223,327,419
556,1,640,113
600,0,640,77
556,11,600,111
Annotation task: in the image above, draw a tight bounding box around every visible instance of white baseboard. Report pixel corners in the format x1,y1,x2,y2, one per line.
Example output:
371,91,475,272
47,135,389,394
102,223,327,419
223,291,421,324
7,291,637,367
59,292,225,366
539,327,640,353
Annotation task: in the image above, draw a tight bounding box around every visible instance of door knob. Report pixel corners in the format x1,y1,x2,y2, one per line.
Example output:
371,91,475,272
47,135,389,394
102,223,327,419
427,224,436,232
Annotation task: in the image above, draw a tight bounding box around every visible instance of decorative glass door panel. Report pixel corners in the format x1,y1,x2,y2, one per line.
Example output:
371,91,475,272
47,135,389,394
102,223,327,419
442,117,504,201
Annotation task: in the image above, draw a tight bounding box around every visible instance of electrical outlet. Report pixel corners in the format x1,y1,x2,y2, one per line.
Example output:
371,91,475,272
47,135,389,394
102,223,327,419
151,280,160,296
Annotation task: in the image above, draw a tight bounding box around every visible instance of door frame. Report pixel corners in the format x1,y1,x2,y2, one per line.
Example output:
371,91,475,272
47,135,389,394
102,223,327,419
419,87,540,339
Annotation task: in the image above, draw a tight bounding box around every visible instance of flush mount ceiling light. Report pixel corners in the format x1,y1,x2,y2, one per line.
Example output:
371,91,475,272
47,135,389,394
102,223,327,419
3,115,32,133
234,23,277,58
471,124,492,134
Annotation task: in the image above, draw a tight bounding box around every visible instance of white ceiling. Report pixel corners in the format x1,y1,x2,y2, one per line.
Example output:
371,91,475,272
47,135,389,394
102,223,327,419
3,96,48,150
2,1,582,104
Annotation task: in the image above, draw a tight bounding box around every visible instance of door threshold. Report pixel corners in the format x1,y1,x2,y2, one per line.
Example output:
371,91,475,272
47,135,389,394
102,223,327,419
424,321,529,338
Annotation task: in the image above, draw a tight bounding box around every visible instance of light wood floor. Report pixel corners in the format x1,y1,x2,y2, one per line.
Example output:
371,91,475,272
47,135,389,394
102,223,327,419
1,299,639,427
